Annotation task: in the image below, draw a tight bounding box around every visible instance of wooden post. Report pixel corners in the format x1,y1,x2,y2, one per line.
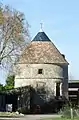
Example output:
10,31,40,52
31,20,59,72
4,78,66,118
70,108,73,119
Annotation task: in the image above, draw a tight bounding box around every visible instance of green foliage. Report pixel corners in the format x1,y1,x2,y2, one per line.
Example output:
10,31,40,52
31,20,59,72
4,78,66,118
0,84,5,91
4,75,15,90
60,104,79,119
17,107,30,114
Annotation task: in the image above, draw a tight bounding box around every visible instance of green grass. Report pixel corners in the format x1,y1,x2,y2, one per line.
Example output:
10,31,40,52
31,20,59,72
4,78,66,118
41,117,79,120
0,112,20,117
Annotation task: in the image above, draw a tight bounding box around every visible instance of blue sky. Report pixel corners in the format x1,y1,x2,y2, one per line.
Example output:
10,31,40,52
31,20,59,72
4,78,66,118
1,0,79,84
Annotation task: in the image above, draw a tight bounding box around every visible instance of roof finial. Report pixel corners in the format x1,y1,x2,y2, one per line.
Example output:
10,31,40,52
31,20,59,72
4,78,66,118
39,22,43,32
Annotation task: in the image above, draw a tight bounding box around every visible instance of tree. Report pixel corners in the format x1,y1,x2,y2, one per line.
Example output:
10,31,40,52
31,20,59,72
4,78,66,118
4,75,15,90
0,83,4,91
0,3,30,68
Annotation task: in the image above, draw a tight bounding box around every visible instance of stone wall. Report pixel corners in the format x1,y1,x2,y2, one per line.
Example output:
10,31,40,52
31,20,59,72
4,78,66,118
15,64,63,79
15,63,68,98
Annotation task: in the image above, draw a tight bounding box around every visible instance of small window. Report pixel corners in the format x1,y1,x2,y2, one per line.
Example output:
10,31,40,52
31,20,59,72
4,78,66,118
56,82,60,96
38,69,43,74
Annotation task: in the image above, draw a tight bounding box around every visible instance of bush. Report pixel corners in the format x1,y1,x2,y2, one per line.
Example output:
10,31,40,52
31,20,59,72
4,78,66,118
59,104,79,119
17,107,30,114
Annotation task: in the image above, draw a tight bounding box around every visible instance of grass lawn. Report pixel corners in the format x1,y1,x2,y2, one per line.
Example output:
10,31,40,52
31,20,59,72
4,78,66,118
0,112,23,117
41,117,79,120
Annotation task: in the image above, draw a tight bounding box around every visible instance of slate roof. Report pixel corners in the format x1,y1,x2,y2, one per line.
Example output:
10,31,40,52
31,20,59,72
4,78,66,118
68,80,79,83
18,31,68,64
33,32,51,41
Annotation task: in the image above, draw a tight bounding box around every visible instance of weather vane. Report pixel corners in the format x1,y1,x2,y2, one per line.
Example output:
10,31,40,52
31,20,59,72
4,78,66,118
40,22,43,32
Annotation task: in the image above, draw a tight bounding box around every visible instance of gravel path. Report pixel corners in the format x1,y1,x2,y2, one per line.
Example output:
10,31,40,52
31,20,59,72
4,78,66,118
0,114,61,120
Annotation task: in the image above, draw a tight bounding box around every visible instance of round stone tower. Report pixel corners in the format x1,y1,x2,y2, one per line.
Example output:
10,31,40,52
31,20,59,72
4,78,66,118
14,29,69,99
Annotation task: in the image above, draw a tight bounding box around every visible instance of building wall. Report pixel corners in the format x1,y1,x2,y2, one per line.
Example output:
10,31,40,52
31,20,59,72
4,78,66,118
15,63,68,98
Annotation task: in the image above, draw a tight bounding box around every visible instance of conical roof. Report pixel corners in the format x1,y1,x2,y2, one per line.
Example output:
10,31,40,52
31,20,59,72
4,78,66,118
19,31,68,64
33,32,51,41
